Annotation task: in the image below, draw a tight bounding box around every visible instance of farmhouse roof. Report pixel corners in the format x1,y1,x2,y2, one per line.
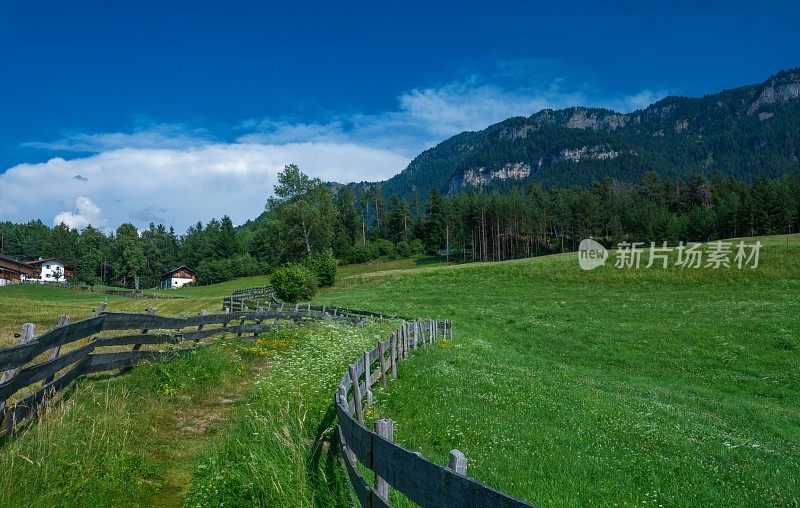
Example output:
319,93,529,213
162,266,196,279
25,257,68,267
0,254,38,275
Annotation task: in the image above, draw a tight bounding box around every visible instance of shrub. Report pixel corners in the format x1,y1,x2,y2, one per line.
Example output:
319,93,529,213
348,243,369,264
369,239,395,259
303,250,337,287
270,263,317,302
409,239,425,256
395,240,411,258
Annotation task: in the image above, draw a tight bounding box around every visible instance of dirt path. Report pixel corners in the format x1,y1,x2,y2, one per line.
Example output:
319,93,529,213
144,363,270,507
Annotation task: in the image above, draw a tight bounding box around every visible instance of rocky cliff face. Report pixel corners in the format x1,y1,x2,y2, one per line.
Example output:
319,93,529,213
373,69,800,197
747,70,800,115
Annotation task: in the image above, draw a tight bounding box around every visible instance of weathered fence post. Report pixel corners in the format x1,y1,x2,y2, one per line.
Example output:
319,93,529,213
337,384,351,416
374,419,394,501
95,301,108,317
404,324,410,358
237,316,246,337
337,386,358,465
131,307,156,352
120,307,155,374
194,309,207,343
448,449,468,475
348,364,364,424
363,350,373,407
377,340,388,389
0,323,36,423
413,320,419,347
43,315,69,385
390,333,398,378
253,314,263,337
82,302,107,345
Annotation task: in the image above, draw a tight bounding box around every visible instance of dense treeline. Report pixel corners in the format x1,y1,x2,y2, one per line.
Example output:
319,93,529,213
1,165,798,288
340,169,800,262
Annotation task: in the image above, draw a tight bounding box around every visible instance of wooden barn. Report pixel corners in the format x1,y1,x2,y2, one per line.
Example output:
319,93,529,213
0,254,38,286
160,266,196,289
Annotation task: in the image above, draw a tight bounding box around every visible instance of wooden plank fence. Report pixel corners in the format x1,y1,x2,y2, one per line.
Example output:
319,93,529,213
0,305,362,435
335,320,535,508
1,290,535,507
223,287,412,321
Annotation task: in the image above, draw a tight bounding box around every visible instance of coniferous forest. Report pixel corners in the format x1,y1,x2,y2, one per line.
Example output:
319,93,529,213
2,164,798,288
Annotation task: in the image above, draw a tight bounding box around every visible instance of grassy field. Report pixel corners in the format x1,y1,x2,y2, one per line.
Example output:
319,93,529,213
317,235,800,507
0,276,399,506
0,234,798,506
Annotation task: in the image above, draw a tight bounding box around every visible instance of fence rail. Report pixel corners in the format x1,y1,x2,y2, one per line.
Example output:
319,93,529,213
224,287,413,321
0,305,361,435
335,320,535,508
2,292,536,506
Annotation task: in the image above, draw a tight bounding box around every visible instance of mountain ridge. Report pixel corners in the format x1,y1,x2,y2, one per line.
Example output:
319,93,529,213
352,68,800,197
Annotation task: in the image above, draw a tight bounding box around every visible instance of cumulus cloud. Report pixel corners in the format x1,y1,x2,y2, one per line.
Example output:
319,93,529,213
240,63,668,156
2,60,669,231
0,143,409,231
53,196,107,229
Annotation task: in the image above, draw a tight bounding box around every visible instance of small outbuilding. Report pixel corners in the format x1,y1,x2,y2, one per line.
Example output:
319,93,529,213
0,254,38,286
160,266,196,289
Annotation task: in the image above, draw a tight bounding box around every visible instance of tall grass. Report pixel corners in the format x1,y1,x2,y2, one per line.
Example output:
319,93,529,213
185,321,396,507
0,342,250,506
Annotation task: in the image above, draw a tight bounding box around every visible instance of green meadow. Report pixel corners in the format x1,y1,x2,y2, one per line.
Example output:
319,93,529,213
0,234,797,506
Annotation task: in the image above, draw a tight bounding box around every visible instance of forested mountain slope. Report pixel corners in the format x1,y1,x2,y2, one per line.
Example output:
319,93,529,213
363,69,800,196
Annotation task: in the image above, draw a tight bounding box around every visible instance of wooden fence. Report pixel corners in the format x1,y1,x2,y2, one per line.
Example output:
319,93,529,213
0,305,360,436
335,320,535,508
224,287,411,321
72,286,189,300
1,292,536,506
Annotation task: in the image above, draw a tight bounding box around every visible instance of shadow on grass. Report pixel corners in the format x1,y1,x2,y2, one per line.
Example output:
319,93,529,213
309,402,353,507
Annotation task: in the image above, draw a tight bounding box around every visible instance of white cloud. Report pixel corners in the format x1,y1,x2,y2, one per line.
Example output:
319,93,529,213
240,67,667,157
2,60,670,231
22,123,214,153
53,196,107,229
0,142,409,231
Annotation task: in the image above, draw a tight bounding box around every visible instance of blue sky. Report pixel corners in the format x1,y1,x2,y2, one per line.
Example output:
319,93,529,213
1,0,798,230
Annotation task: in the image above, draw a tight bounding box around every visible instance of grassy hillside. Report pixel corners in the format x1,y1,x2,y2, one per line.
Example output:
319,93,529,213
316,235,800,506
0,234,797,506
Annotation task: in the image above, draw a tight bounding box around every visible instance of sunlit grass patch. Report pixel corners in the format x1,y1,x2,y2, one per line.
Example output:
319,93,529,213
317,242,800,507
185,319,398,507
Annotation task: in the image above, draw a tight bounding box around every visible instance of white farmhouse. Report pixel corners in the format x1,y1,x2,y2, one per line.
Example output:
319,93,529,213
160,266,196,289
24,258,71,283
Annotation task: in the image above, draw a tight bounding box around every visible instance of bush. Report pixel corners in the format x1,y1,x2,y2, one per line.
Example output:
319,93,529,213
348,243,369,264
409,239,425,256
270,263,317,302
395,240,411,258
303,250,337,287
369,239,395,259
